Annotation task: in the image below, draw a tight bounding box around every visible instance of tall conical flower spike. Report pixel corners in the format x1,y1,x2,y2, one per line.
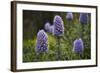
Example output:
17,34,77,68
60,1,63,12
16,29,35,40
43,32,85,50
73,38,84,54
36,30,48,54
79,13,88,24
53,15,64,36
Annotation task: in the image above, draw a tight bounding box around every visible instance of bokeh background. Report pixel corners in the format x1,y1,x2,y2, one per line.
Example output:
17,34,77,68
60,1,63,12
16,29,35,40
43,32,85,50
23,10,91,62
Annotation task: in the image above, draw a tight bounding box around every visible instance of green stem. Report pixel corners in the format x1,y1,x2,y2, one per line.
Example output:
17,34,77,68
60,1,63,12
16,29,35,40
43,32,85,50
36,53,39,62
36,53,43,61
81,24,85,39
56,36,61,60
79,53,84,59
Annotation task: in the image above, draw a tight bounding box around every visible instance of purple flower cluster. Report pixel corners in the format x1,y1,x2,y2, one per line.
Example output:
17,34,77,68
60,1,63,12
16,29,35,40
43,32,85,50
44,22,50,32
73,38,84,54
79,13,88,24
44,22,54,34
66,12,73,20
53,15,64,36
36,30,48,53
49,25,54,34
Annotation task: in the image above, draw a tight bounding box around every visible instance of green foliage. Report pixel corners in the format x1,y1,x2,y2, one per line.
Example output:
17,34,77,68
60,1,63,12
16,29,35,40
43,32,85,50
23,11,91,62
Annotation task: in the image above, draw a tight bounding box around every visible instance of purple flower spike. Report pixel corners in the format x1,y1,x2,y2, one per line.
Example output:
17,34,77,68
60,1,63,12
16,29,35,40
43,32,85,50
66,12,73,20
73,38,84,54
79,13,88,24
36,30,48,53
44,22,50,32
53,15,64,36
49,25,54,34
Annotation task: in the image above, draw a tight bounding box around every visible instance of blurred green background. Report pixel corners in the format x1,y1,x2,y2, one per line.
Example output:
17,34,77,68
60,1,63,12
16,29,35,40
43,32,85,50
23,10,91,62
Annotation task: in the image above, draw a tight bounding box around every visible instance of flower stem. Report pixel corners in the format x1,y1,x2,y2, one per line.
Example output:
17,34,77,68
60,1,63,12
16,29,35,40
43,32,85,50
36,53,39,62
79,54,84,59
56,36,61,60
81,24,85,40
